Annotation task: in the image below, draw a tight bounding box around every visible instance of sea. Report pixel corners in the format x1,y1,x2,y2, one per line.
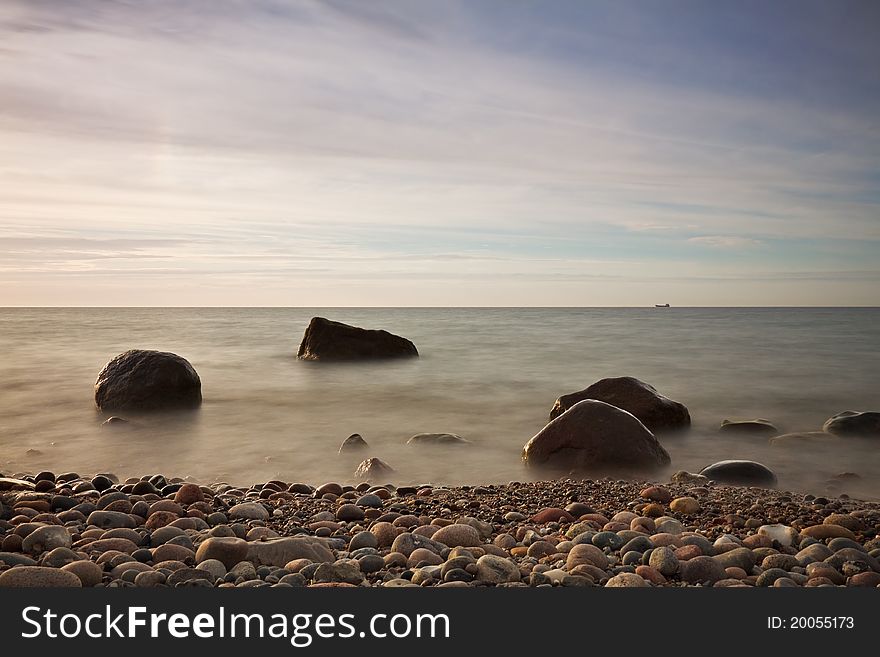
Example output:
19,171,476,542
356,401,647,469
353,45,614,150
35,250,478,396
0,307,878,498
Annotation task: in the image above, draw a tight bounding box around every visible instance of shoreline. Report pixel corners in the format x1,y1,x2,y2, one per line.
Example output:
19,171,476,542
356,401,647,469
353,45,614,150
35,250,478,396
2,470,879,588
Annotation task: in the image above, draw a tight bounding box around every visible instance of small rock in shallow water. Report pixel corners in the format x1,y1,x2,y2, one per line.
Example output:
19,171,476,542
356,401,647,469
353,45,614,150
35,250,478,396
719,418,778,436
406,433,471,446
338,434,368,454
699,460,777,487
354,458,396,481
822,410,880,438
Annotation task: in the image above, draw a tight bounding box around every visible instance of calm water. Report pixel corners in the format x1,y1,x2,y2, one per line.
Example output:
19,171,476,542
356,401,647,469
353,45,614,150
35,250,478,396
0,308,878,497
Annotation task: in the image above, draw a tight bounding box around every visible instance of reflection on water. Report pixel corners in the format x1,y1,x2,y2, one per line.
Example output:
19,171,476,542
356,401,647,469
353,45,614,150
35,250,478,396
0,308,877,498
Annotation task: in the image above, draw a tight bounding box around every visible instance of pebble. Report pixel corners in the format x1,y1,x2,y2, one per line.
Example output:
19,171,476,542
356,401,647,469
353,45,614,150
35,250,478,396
61,560,103,586
604,572,649,587
2,472,879,590
669,497,700,514
431,524,482,548
196,559,227,581
712,547,755,572
87,510,136,529
800,524,857,541
681,556,726,585
475,554,520,584
349,530,379,551
21,525,71,553
0,565,83,587
228,503,270,521
336,504,365,522
757,524,797,547
566,543,608,570
648,546,679,576
640,486,672,504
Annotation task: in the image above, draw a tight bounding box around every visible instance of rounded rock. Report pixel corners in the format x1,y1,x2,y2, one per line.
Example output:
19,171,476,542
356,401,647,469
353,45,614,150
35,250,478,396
22,525,72,554
475,555,520,584
336,504,365,522
195,537,250,569
61,560,103,587
605,572,649,587
0,566,83,587
431,524,482,548
228,502,270,521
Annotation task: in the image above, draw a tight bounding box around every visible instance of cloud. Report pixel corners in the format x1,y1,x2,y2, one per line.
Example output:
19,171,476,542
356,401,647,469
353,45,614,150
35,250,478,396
686,236,765,249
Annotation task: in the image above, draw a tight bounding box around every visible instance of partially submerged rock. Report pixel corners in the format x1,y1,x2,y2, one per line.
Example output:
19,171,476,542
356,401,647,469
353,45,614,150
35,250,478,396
354,457,396,481
339,433,369,454
406,433,470,446
699,460,777,487
549,377,690,432
297,317,418,362
94,349,201,412
523,399,671,472
719,418,778,436
823,411,880,438
769,431,838,447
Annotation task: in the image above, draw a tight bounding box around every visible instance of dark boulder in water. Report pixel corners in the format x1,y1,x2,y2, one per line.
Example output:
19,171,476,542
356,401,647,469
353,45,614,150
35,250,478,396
94,350,202,412
699,460,777,487
297,317,418,362
339,433,369,454
406,433,471,446
823,411,880,438
719,418,778,436
524,399,671,471
549,377,690,432
354,457,396,481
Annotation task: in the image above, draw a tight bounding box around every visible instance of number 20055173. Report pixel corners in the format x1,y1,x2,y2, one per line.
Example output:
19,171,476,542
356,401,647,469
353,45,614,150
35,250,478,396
767,616,854,629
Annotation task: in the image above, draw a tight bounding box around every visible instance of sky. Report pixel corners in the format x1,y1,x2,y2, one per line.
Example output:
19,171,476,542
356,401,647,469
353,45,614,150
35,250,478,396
0,0,878,306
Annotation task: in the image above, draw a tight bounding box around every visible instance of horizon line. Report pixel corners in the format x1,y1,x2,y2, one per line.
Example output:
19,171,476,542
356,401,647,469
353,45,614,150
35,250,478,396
1,305,878,310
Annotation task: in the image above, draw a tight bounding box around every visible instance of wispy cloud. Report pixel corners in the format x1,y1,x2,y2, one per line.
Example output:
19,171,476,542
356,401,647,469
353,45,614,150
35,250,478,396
687,236,765,249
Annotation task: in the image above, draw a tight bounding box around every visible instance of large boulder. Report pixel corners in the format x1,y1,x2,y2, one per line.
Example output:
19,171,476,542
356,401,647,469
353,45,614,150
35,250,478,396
699,460,777,487
95,349,201,412
297,317,418,362
549,377,689,432
523,399,671,471
823,411,880,438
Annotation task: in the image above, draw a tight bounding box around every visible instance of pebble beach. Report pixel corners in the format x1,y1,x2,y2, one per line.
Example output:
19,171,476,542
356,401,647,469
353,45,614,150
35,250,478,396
2,472,879,588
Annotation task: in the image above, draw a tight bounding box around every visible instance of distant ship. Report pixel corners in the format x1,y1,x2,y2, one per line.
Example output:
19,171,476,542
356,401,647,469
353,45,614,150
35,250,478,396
654,303,670,307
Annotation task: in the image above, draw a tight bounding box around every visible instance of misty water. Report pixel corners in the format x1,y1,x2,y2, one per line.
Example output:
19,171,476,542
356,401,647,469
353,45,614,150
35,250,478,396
0,308,877,498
